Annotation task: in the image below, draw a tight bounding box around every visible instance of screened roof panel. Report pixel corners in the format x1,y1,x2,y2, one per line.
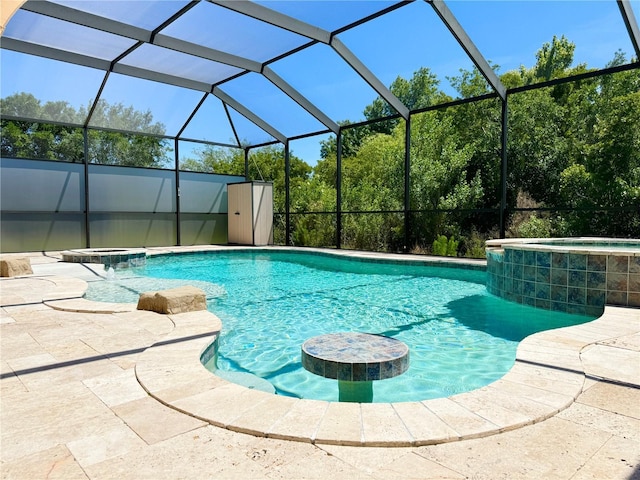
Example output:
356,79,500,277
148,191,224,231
51,0,192,31
269,43,394,124
3,9,137,60
336,1,488,100
180,95,239,145
160,1,311,63
218,72,327,139
119,44,242,85
254,0,400,32
89,73,204,136
447,0,638,79
226,106,277,147
1,50,104,124
290,133,331,165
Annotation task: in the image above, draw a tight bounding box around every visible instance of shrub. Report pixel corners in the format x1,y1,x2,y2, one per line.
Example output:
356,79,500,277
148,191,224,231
432,235,458,256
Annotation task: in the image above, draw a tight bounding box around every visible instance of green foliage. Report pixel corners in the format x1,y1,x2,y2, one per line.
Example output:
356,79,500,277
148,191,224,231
364,67,448,135
534,35,576,81
432,235,458,257
1,93,171,168
319,122,374,160
88,130,172,168
461,230,488,259
320,67,449,159
0,119,85,162
517,215,552,238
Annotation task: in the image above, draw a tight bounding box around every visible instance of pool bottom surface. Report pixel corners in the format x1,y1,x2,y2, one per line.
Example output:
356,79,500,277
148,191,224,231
85,250,595,403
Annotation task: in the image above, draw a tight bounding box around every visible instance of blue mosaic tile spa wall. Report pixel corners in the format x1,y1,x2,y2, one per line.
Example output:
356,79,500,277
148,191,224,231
487,246,640,316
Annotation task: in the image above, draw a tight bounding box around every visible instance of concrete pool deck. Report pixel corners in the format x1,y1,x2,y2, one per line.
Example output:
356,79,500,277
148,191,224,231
1,247,639,479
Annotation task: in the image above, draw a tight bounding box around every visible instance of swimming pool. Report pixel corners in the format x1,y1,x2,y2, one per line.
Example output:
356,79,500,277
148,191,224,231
85,249,593,402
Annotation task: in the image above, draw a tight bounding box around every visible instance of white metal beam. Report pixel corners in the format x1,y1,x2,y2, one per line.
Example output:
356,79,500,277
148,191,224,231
1,36,111,70
112,64,212,92
208,0,331,44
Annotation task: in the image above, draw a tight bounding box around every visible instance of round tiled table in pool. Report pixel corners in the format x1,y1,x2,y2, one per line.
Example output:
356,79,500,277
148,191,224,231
301,332,409,402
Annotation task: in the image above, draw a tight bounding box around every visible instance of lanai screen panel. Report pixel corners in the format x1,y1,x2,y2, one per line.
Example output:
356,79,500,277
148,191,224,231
0,158,86,251
448,0,639,80
269,42,396,124
118,44,242,86
256,1,401,31
89,73,204,137
219,72,328,140
3,9,137,60
160,1,310,62
0,51,104,124
337,1,490,102
226,107,278,147
52,0,192,29
180,96,239,145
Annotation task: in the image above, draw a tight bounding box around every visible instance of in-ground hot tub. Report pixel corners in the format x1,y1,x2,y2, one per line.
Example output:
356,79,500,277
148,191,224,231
61,248,146,268
486,238,640,316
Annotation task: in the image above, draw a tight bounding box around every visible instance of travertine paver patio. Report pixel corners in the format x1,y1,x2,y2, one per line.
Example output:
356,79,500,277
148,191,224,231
1,249,639,479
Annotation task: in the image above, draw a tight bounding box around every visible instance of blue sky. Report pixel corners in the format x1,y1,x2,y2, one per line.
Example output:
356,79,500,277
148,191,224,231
2,0,639,166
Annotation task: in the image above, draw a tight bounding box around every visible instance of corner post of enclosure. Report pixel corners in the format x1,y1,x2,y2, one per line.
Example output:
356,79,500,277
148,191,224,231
175,138,181,246
83,127,91,248
499,97,508,239
404,117,411,253
336,129,343,250
285,141,291,246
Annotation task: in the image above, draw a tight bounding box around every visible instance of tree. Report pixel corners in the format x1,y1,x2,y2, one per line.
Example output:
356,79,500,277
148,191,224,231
319,67,449,160
506,87,571,207
86,99,171,167
409,110,483,247
319,121,373,161
364,67,446,133
559,79,640,236
1,93,85,162
534,35,576,82
1,93,171,168
447,67,503,213
0,119,85,162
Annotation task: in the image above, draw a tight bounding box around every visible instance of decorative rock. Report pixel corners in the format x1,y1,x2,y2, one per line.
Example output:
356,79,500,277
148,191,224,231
137,286,207,314
0,257,33,277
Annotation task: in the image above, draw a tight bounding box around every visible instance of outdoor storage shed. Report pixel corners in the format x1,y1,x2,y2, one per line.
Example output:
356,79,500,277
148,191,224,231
227,181,273,246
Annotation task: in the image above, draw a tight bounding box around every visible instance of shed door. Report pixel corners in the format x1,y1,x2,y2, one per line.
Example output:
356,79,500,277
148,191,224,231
228,183,253,244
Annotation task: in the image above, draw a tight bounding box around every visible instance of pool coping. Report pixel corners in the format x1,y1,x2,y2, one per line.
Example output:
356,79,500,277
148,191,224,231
33,246,640,447
127,304,636,447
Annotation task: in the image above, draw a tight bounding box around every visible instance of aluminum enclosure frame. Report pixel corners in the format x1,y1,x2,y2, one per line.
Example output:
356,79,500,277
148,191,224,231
2,0,640,250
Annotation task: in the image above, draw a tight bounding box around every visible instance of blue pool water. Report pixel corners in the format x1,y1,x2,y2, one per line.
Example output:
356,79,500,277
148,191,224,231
85,250,594,402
